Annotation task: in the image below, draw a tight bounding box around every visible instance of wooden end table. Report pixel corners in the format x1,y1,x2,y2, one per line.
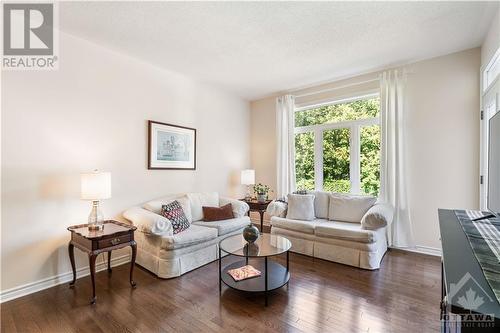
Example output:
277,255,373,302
67,220,137,304
240,199,272,232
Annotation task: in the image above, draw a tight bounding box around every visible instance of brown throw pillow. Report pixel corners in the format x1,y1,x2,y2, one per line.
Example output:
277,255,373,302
202,203,234,222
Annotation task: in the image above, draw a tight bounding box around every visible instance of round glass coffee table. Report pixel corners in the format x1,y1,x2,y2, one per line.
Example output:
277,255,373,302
218,233,292,306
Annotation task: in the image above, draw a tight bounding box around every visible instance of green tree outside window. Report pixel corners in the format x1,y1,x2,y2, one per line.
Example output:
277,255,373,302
295,98,380,196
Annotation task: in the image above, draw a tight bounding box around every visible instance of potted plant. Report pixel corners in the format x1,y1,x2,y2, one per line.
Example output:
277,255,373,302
253,183,272,203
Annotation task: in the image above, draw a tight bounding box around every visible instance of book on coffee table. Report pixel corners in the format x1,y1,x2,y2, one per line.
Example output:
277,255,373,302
227,265,261,282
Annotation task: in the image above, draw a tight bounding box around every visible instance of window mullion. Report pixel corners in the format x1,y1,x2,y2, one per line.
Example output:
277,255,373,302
350,125,361,194
314,129,323,191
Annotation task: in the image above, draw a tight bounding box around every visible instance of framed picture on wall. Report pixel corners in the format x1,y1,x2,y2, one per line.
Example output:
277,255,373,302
148,120,196,170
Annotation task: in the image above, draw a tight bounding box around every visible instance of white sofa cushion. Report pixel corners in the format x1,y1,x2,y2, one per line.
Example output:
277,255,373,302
307,190,330,219
266,200,287,218
193,216,250,236
187,192,219,221
361,203,394,230
315,221,378,243
161,224,218,250
219,197,249,218
270,216,325,235
286,194,315,221
328,193,377,223
123,206,173,236
143,195,192,223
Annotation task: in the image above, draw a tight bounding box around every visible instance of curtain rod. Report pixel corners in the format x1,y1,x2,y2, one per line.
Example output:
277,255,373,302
293,78,380,99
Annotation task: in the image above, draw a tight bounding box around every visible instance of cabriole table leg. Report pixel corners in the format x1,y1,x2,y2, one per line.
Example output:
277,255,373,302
130,242,137,287
68,242,76,287
89,253,97,304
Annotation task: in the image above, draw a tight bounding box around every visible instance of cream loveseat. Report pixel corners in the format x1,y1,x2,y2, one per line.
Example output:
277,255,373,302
123,192,250,278
268,191,394,270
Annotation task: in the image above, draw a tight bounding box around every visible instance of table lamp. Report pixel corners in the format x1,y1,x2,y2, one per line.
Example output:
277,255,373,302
81,170,111,231
241,169,255,201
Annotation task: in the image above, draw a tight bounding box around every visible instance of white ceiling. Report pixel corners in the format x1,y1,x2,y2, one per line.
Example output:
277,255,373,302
60,1,498,100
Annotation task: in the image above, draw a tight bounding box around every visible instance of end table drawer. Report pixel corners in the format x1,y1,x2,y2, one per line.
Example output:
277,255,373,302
98,234,131,249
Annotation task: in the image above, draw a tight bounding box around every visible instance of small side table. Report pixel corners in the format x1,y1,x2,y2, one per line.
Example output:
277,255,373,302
240,199,272,232
67,220,137,304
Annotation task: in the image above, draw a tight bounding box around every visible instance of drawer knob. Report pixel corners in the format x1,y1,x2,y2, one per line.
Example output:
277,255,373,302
111,238,120,245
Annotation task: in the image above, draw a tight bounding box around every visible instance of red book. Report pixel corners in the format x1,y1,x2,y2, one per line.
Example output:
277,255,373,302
227,265,261,281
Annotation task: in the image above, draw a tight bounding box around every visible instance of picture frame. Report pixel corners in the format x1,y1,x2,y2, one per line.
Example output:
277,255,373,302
148,120,196,170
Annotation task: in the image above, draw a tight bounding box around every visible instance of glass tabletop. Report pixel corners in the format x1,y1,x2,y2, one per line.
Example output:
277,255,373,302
219,234,291,258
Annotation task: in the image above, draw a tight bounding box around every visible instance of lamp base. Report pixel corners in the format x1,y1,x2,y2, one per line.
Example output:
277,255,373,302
88,224,104,231
88,200,105,231
245,185,253,201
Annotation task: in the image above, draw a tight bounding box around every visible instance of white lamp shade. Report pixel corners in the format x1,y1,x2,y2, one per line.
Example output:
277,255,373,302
81,171,111,200
241,169,255,185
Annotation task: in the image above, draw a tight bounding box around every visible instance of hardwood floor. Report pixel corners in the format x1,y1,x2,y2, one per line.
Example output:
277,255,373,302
1,249,441,333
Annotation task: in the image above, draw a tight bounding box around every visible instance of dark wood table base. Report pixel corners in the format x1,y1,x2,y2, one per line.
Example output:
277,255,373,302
67,221,137,304
240,199,272,232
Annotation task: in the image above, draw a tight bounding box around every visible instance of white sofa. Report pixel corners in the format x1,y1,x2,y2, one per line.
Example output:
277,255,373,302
268,191,394,270
123,192,250,278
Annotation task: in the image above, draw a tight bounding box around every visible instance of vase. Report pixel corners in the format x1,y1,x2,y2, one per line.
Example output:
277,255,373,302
257,193,267,203
243,224,260,243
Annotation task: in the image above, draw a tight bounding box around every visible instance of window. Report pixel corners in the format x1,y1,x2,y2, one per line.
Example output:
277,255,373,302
483,47,500,92
294,96,381,196
323,128,351,193
294,132,315,190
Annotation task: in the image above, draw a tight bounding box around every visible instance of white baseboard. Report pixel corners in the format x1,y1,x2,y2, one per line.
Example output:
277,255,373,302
0,254,131,303
391,245,442,257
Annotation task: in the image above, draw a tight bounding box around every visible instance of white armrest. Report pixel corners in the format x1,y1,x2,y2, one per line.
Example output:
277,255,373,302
219,197,249,218
266,200,288,218
361,203,394,230
123,206,173,236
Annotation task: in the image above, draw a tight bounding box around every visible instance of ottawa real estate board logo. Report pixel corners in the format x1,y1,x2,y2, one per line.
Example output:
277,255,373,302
2,2,58,70
443,272,496,330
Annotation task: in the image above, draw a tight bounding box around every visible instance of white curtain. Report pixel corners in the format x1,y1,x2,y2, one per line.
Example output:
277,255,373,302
276,95,296,199
380,70,414,248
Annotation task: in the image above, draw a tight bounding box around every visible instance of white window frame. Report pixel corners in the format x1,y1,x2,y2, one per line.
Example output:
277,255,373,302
483,47,500,93
294,93,380,194
480,46,500,209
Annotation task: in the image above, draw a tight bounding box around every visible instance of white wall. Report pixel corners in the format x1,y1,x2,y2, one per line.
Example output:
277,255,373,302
250,97,277,195
1,32,250,295
481,7,499,67
405,48,480,251
250,48,481,253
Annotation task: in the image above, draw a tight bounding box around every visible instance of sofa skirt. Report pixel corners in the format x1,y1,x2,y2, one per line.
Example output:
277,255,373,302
271,227,387,270
135,229,243,279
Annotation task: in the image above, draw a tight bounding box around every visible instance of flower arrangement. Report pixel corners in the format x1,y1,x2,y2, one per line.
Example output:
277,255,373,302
253,183,272,202
253,183,272,195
